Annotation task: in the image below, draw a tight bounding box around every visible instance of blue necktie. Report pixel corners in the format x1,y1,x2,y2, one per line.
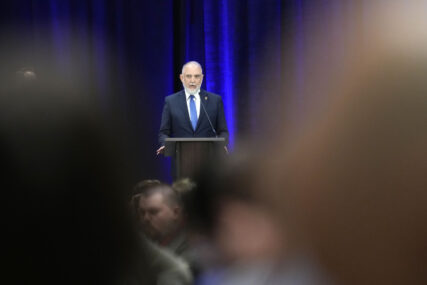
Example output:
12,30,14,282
189,95,198,130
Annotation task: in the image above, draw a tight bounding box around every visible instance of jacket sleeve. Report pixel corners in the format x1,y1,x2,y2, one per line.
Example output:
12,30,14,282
158,98,171,146
216,97,229,145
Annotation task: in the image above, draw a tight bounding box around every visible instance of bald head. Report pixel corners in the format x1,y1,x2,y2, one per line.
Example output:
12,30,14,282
181,61,203,74
180,61,204,94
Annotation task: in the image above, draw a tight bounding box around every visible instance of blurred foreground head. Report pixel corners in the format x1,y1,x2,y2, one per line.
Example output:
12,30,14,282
0,48,145,284
132,180,183,243
260,1,427,284
185,154,285,265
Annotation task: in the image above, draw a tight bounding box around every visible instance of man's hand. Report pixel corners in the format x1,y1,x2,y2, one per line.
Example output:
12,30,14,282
156,146,165,156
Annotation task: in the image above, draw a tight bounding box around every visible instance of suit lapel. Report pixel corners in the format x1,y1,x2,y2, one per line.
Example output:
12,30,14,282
195,90,209,131
178,90,193,131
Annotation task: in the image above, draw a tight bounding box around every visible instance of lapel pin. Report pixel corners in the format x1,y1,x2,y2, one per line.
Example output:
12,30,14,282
205,96,208,100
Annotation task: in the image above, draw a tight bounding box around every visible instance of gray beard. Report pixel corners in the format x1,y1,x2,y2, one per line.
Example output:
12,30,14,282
183,85,200,95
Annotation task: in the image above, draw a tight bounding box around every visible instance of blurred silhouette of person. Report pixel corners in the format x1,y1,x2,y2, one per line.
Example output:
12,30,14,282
257,1,427,284
171,177,207,278
0,40,193,284
131,180,193,285
183,157,326,285
1,65,147,284
133,180,190,257
138,237,193,285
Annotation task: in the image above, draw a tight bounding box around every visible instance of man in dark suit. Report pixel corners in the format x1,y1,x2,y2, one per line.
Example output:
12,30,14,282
157,61,229,155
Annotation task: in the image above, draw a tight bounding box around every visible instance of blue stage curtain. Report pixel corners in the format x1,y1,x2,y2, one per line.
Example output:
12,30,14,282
0,0,365,181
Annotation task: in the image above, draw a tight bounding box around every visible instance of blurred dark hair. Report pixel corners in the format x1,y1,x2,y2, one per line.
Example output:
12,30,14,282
132,179,162,196
131,180,181,214
183,155,260,236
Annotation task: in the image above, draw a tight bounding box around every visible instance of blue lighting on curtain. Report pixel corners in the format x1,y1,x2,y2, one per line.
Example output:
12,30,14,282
49,0,71,69
219,0,235,149
4,0,296,180
203,0,236,149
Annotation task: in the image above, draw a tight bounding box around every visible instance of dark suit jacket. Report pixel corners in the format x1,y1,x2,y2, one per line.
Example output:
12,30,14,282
158,89,229,146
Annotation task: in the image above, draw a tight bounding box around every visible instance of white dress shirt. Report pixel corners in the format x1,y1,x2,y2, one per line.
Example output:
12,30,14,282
184,90,201,119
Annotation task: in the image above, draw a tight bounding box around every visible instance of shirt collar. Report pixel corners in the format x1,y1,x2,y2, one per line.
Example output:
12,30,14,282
184,89,201,101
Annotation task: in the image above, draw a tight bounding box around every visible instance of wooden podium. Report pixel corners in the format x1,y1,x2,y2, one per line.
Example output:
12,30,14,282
164,137,226,179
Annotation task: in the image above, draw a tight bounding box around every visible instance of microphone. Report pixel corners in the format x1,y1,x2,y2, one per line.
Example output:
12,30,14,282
200,97,217,137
